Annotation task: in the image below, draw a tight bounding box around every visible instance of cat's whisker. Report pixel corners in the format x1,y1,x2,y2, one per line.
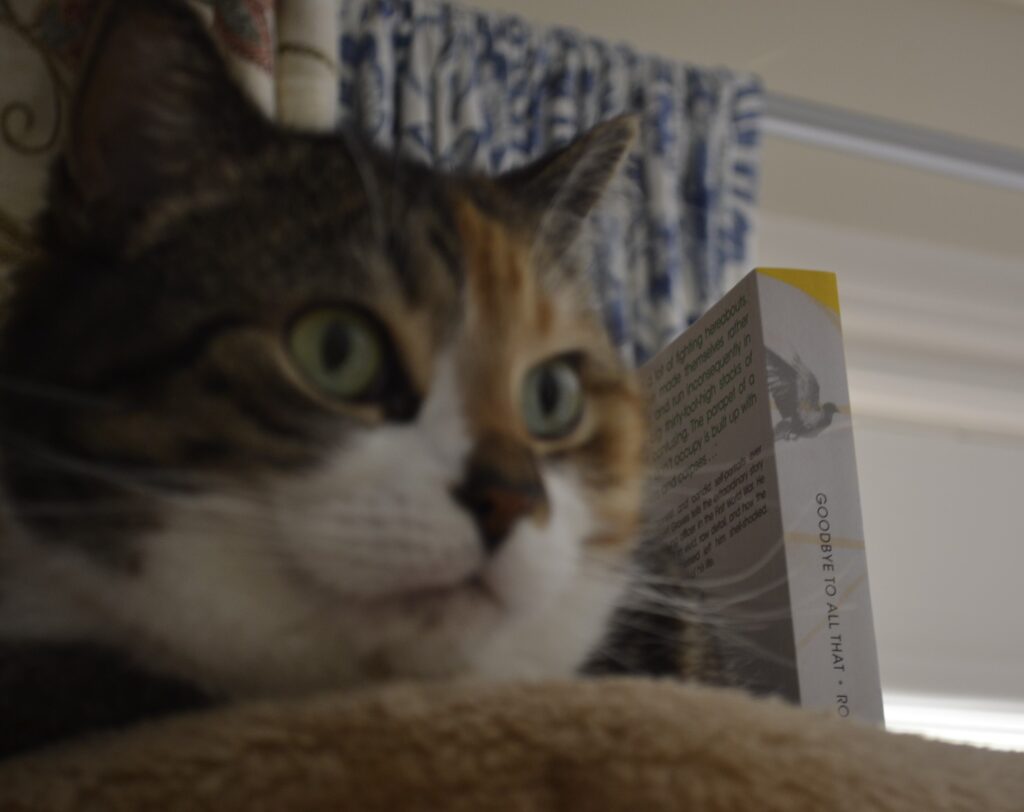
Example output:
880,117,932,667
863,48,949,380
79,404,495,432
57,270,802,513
598,612,686,640
613,593,797,628
603,599,709,630
388,141,408,242
0,374,121,410
0,500,157,520
337,129,388,250
705,628,799,671
526,142,594,269
641,460,771,484
604,605,796,670
627,566,792,609
621,534,789,591
0,449,209,501
584,646,649,674
644,447,774,473
578,561,795,629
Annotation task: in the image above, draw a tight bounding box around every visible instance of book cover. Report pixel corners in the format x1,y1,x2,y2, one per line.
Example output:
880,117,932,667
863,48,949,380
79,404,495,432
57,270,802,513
640,268,884,723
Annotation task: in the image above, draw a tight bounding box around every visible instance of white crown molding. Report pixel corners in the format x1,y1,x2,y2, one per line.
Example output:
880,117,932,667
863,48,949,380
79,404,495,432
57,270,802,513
847,368,1024,441
758,213,1024,440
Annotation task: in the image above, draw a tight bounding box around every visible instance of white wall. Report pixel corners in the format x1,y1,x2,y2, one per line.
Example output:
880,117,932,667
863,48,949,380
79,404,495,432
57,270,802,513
469,0,1024,714
759,212,1024,702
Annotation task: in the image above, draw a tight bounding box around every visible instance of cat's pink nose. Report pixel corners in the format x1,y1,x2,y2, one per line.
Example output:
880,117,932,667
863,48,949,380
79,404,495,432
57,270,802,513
454,481,544,552
451,435,548,553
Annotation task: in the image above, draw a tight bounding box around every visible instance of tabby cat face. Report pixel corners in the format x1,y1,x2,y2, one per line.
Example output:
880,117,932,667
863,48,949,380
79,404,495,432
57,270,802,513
0,0,645,696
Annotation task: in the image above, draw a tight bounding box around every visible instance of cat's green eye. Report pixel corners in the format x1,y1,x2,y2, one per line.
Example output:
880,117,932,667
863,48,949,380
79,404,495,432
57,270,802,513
289,307,384,400
521,357,584,440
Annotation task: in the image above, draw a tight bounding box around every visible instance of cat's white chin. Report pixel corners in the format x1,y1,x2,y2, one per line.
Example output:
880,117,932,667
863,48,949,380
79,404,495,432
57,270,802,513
0,492,627,698
0,353,632,696
301,569,506,634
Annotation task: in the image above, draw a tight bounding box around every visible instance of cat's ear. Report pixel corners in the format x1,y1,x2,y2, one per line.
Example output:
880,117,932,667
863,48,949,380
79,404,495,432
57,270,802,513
66,0,266,226
499,115,637,254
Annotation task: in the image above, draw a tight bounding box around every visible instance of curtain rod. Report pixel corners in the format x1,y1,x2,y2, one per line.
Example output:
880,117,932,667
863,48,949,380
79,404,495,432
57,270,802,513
762,92,1024,193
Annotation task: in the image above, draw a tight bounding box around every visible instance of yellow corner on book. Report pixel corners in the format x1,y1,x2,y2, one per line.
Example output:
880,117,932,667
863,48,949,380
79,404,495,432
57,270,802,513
756,268,840,318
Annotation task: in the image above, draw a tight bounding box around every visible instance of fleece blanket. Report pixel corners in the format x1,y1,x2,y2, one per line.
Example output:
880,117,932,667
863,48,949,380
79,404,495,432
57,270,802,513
0,678,1021,812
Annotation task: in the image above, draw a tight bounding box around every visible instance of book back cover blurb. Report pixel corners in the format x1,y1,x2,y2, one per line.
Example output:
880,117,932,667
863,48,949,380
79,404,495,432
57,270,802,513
640,269,883,724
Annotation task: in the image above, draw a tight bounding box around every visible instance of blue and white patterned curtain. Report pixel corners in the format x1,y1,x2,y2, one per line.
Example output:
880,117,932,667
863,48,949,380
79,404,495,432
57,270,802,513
337,0,762,364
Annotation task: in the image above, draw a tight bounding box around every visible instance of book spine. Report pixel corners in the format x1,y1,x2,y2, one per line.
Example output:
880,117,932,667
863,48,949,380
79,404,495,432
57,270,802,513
754,270,884,723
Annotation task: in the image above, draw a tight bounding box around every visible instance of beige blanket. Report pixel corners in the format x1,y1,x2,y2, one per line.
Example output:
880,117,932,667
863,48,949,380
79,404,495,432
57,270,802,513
1,678,1021,811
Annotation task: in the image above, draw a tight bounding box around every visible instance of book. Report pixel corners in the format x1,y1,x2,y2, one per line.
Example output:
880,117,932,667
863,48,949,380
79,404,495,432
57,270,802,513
639,268,884,724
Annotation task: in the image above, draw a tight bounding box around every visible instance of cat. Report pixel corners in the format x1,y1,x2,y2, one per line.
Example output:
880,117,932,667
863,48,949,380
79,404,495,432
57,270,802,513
0,0,646,753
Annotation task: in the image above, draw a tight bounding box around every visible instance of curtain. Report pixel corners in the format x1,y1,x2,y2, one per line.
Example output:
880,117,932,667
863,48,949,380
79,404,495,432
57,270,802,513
1,0,761,363
336,0,762,363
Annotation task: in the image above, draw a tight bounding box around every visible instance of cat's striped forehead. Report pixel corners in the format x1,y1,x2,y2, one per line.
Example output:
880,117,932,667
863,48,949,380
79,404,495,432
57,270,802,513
454,196,555,332
354,177,606,408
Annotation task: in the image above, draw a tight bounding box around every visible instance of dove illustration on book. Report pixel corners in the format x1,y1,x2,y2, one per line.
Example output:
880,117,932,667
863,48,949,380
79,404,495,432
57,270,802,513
764,348,839,441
